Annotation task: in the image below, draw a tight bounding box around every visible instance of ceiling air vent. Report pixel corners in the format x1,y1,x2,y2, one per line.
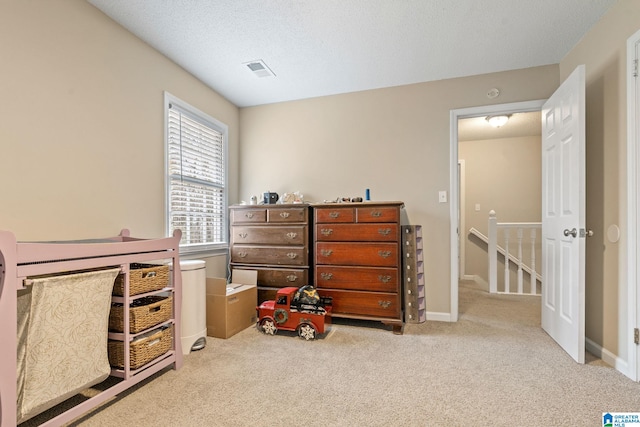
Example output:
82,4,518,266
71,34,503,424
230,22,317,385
244,59,275,78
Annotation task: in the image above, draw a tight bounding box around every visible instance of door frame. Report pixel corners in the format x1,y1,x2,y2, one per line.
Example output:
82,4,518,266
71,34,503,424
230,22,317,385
449,100,545,321
458,159,467,279
627,28,640,382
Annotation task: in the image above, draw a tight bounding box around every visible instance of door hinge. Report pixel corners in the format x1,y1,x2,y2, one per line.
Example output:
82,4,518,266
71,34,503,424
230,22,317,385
635,328,639,345
634,59,638,78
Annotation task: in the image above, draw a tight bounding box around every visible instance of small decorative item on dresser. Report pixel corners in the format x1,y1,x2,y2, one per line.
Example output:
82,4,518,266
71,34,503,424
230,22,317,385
263,191,279,204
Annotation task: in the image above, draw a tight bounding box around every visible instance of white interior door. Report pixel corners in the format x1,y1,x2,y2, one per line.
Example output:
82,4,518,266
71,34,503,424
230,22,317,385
629,28,640,382
541,65,586,363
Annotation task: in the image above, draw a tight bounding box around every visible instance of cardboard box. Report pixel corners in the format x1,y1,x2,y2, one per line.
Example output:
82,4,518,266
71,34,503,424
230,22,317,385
206,269,258,339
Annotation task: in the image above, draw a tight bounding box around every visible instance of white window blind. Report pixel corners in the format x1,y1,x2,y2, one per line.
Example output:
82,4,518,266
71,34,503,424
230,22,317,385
166,94,227,253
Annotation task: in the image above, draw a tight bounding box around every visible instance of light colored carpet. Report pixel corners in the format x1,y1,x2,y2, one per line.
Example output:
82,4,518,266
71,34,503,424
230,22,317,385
26,281,640,426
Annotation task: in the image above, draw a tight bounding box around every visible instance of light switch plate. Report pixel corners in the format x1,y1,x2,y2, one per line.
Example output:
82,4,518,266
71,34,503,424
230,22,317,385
439,191,447,203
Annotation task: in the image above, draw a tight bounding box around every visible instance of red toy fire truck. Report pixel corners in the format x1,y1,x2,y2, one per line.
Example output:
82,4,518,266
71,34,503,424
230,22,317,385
256,285,332,340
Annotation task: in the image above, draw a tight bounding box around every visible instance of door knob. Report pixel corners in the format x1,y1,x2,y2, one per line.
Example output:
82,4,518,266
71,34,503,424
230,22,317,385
564,228,578,238
580,228,594,238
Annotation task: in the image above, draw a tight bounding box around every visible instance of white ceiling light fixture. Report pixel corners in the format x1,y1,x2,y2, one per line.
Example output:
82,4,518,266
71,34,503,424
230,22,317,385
485,114,511,128
243,59,276,78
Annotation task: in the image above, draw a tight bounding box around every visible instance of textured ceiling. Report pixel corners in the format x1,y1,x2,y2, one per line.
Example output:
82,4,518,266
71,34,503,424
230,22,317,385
87,0,615,108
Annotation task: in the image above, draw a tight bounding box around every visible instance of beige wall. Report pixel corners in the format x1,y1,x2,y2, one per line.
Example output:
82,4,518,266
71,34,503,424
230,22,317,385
0,0,239,277
240,66,559,315
560,0,640,365
460,135,542,289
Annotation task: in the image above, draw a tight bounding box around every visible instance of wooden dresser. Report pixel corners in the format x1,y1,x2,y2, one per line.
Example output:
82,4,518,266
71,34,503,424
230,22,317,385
229,204,311,304
312,201,404,333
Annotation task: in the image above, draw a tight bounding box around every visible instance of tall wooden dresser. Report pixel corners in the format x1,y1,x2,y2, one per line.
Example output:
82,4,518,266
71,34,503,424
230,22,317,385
312,201,404,333
229,204,311,304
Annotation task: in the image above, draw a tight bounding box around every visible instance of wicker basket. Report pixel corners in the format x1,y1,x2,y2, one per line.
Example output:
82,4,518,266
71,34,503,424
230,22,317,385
108,325,173,369
109,295,173,333
112,263,169,296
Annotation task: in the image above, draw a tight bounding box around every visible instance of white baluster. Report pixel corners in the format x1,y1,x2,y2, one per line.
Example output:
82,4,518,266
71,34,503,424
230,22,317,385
517,228,523,294
530,228,537,295
488,210,497,294
503,228,510,294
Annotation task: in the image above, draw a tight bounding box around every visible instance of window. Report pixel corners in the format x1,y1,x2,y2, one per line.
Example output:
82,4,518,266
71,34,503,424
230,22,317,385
165,92,228,254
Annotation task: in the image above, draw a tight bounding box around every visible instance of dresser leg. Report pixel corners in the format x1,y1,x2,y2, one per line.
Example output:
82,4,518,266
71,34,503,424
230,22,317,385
382,320,404,335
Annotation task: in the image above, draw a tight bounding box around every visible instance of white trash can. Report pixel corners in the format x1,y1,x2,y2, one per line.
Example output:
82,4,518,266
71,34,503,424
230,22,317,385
171,260,207,355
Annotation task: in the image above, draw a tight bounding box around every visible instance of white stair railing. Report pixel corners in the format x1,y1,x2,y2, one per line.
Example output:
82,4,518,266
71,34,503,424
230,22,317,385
478,210,542,295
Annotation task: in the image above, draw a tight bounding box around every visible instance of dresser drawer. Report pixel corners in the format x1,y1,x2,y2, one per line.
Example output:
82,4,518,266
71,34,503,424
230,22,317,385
317,289,401,318
315,266,398,292
315,223,398,242
356,206,399,223
316,242,398,267
315,207,355,223
231,245,307,266
231,225,307,245
232,266,308,288
267,207,308,223
231,208,267,223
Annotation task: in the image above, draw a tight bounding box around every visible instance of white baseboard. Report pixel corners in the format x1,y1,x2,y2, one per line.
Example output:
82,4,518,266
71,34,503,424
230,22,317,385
426,311,455,322
585,337,631,379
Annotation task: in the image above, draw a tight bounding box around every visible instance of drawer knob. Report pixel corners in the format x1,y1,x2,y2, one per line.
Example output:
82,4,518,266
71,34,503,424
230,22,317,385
321,228,333,236
329,211,340,219
378,275,391,283
238,251,248,258
245,212,254,219
378,300,391,309
286,232,298,239
378,228,391,236
286,274,298,282
286,252,298,259
320,249,333,257
280,212,290,218
238,232,248,239
320,272,333,280
371,211,382,218
378,250,392,258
